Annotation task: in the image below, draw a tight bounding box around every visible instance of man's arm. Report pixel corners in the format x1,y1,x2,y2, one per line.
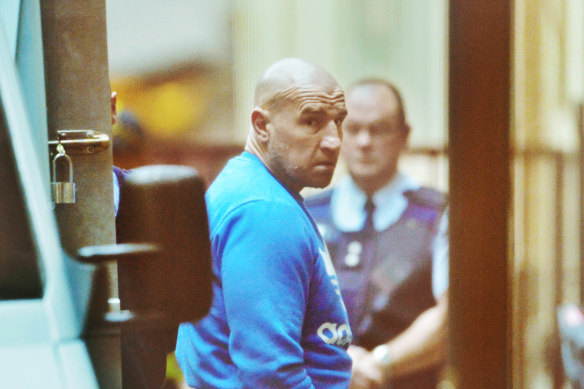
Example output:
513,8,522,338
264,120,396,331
220,202,315,388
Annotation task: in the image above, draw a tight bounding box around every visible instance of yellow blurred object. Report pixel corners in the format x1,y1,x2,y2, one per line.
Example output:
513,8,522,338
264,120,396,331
112,69,211,140
166,352,186,387
138,82,207,138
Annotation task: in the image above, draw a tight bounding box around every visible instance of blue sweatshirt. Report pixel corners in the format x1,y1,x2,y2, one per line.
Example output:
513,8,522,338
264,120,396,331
176,152,352,388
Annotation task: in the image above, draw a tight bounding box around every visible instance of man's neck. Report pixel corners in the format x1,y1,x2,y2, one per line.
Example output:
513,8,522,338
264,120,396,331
353,173,397,197
245,141,302,194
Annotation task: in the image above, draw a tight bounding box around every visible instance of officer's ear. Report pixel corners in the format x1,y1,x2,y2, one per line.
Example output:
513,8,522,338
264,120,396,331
400,122,412,148
251,108,270,143
111,91,118,125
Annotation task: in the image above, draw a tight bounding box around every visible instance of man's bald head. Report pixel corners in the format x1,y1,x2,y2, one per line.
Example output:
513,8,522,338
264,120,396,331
253,58,341,109
246,58,346,193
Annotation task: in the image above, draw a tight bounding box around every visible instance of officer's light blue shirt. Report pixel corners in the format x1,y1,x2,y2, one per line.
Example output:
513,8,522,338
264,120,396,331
329,173,449,298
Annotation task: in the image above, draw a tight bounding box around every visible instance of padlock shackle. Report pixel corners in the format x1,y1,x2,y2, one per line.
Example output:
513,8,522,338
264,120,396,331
52,152,74,182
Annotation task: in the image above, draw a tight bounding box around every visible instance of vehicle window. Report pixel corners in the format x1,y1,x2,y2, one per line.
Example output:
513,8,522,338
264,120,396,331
0,100,42,299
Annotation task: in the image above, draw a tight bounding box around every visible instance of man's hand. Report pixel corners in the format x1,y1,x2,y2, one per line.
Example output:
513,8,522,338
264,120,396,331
348,345,385,389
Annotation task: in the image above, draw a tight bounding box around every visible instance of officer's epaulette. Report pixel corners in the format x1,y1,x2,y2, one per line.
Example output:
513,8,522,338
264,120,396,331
404,187,448,211
304,188,334,207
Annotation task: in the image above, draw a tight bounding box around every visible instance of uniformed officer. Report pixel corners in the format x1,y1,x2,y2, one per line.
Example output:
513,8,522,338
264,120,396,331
306,79,448,389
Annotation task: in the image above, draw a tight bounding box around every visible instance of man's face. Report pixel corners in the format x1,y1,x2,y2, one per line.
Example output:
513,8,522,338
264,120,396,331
342,85,409,192
264,85,347,192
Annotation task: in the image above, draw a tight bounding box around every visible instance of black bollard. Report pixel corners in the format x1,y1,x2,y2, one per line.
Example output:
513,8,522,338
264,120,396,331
115,165,212,326
115,165,212,389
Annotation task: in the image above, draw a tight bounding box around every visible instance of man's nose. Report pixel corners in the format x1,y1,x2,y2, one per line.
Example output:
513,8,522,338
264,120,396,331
321,120,342,151
356,128,372,147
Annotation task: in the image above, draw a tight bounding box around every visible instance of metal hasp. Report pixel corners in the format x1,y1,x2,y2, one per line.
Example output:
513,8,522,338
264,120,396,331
48,129,110,154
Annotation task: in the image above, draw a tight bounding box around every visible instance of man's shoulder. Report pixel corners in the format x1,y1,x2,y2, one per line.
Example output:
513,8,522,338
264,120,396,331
208,168,306,228
304,188,334,209
401,186,447,227
304,188,334,222
404,186,447,211
207,154,267,201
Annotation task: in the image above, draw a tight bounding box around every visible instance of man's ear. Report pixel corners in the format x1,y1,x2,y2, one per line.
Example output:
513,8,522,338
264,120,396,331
403,123,411,139
401,123,412,149
251,108,269,142
111,91,118,125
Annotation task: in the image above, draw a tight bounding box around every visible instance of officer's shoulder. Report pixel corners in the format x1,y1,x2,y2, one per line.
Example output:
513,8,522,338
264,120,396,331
404,186,447,210
113,166,130,184
304,188,334,209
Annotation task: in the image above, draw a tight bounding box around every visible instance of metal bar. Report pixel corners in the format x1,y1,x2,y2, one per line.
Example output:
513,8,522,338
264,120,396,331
578,103,584,304
553,154,565,389
40,1,118,388
48,129,110,154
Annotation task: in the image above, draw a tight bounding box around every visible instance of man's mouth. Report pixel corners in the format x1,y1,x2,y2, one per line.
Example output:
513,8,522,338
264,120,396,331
355,157,375,165
315,161,336,168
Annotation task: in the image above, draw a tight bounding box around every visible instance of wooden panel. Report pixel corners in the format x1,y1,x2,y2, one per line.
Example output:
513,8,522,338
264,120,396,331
448,2,511,388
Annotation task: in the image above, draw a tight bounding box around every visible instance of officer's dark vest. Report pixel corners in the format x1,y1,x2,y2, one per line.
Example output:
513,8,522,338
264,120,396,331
306,186,447,389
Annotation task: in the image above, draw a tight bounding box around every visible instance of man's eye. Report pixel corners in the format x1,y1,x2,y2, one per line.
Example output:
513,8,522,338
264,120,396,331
344,126,358,135
370,125,389,136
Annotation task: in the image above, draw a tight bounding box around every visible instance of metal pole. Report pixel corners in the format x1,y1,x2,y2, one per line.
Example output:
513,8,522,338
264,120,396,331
40,1,119,388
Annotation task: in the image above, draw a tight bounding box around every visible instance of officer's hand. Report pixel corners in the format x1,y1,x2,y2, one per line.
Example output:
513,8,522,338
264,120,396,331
348,346,384,389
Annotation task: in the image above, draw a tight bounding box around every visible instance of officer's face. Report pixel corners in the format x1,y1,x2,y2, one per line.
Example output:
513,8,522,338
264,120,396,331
342,85,409,192
264,84,347,192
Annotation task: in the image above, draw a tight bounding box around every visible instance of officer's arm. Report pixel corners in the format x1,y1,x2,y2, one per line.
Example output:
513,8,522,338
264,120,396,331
372,292,448,380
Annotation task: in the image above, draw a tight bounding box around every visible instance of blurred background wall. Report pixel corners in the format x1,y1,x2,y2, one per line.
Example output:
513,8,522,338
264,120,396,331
514,1,584,387
107,0,236,181
106,1,584,388
106,0,448,190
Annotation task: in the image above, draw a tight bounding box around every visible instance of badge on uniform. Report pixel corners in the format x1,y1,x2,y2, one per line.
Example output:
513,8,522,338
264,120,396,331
344,240,362,267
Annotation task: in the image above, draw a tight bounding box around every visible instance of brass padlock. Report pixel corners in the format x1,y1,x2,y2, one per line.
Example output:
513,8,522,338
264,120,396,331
51,144,76,204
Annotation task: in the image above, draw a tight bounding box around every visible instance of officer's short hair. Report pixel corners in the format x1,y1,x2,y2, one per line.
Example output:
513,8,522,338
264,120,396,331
347,78,407,128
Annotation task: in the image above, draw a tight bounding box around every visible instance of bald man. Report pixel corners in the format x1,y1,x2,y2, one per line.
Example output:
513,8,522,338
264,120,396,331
176,58,352,388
